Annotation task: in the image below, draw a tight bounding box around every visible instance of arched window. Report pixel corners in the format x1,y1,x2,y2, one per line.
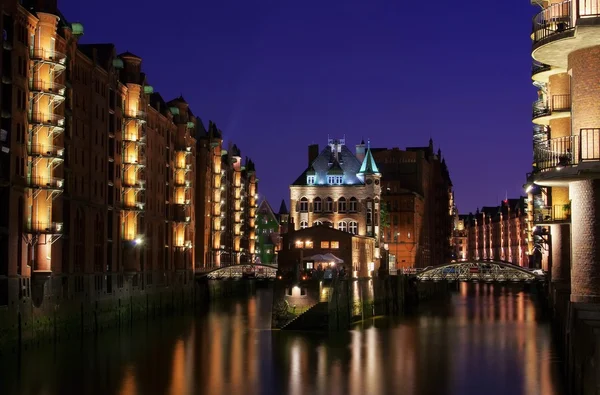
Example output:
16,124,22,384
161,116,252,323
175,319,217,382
300,220,308,229
299,197,308,212
313,197,322,212
338,197,346,213
349,197,358,212
325,197,333,212
349,221,358,235
313,220,323,226
338,221,348,232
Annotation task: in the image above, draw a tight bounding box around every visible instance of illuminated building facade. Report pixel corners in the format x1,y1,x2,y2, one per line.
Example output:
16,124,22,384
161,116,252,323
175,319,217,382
288,138,381,273
0,0,203,315
372,139,454,269
195,122,258,269
459,198,533,267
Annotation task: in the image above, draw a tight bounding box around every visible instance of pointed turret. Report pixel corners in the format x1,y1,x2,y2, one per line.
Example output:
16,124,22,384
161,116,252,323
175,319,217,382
358,141,380,175
279,200,289,215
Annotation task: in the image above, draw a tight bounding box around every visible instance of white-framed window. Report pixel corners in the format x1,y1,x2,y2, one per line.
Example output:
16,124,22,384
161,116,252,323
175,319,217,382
338,197,346,213
300,220,308,229
325,197,333,212
306,262,314,269
313,220,323,226
327,175,343,185
338,221,347,232
307,175,315,184
349,221,358,235
299,197,308,212
349,197,358,212
314,197,322,212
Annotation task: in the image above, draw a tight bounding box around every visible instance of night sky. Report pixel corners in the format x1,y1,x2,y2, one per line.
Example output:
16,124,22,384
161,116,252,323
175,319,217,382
59,0,536,214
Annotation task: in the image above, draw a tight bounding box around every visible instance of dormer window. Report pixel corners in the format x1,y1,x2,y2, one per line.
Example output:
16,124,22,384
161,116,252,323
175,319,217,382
307,175,316,184
327,175,343,185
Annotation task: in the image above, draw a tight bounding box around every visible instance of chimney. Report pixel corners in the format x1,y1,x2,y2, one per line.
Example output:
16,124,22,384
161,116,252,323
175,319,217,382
356,141,366,163
308,144,319,166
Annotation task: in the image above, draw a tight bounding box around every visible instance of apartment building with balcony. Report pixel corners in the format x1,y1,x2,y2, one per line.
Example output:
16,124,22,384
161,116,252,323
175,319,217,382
195,122,258,269
0,0,201,339
371,139,454,269
528,2,600,391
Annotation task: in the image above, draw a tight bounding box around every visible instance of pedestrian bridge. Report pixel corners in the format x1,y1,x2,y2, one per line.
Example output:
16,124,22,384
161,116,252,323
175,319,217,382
415,260,544,283
196,264,278,280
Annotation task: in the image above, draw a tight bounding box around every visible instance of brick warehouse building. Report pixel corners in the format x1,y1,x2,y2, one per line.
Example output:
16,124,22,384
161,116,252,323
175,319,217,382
451,198,536,268
0,0,257,336
372,139,454,269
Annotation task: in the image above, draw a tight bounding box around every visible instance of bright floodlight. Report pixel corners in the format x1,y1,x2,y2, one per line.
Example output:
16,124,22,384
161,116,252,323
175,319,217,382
135,237,143,245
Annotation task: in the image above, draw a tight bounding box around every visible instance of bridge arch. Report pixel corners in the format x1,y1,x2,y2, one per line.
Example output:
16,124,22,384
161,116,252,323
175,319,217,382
415,259,544,283
197,264,278,280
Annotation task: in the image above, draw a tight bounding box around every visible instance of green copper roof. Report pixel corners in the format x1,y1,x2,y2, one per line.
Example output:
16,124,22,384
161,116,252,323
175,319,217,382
71,23,84,36
358,146,380,175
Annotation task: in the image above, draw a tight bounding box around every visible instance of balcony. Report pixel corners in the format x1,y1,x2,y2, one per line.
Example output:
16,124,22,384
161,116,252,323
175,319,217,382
531,61,563,82
122,201,145,212
24,221,63,234
123,110,147,124
532,94,571,124
27,144,64,159
534,205,571,224
30,112,65,129
26,175,64,190
533,128,600,181
30,49,67,68
30,80,66,99
122,180,145,190
532,0,600,67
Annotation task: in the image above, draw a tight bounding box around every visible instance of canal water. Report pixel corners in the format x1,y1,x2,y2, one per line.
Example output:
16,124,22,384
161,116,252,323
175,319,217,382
1,283,565,395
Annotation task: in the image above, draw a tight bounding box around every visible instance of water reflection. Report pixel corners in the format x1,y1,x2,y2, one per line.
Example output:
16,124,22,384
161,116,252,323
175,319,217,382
1,283,564,395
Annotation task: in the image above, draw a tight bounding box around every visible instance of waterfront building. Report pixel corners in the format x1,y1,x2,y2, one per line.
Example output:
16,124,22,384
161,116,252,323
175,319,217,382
287,137,382,274
372,139,454,269
255,199,286,265
455,198,533,267
0,0,257,332
195,125,258,268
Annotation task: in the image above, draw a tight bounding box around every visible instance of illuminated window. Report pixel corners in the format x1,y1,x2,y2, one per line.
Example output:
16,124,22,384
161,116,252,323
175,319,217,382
338,221,347,232
299,197,308,212
349,221,358,234
331,241,339,249
307,175,315,184
325,197,333,212
306,262,313,269
321,241,330,248
300,220,308,229
305,240,314,249
295,240,304,248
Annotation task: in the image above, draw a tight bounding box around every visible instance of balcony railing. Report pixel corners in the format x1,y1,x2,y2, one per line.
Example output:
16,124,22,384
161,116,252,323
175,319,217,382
532,1,573,44
124,111,146,122
27,144,64,158
30,112,65,128
551,94,571,112
532,61,552,76
533,1,600,45
534,205,571,223
24,221,63,234
30,49,67,65
30,80,66,97
532,94,571,119
26,175,64,189
533,128,600,171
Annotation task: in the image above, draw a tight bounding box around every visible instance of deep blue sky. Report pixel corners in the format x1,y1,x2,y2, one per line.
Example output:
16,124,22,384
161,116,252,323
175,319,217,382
60,0,535,214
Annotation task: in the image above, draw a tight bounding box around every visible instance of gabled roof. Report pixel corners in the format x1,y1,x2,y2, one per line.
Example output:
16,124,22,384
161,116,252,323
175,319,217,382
257,200,279,224
291,144,364,186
